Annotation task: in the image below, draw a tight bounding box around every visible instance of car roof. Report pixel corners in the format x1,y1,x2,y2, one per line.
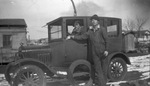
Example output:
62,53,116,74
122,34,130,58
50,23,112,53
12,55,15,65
46,16,121,25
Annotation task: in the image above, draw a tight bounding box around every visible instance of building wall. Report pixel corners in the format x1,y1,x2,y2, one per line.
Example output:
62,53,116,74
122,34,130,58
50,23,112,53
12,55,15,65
12,32,27,49
138,35,150,42
0,27,27,49
0,27,27,62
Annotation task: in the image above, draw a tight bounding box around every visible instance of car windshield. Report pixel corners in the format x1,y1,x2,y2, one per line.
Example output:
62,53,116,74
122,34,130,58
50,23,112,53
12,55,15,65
50,25,62,40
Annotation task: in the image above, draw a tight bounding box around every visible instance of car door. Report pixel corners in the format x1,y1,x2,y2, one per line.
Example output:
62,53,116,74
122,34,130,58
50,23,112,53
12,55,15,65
64,18,88,65
48,23,66,67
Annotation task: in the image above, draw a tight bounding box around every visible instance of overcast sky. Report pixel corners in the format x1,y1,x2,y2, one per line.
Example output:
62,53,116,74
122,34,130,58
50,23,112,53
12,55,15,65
0,0,150,39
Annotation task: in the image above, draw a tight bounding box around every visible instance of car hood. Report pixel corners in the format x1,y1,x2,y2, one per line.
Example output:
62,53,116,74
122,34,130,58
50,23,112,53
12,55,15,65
18,45,52,63
20,44,51,51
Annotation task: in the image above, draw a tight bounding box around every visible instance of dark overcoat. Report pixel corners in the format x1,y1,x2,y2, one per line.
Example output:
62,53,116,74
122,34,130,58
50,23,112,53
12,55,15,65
74,26,108,59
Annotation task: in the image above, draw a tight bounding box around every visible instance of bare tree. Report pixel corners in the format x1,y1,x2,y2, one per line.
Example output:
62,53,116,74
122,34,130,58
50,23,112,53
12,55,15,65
123,18,136,31
123,16,148,52
135,16,148,38
123,16,148,36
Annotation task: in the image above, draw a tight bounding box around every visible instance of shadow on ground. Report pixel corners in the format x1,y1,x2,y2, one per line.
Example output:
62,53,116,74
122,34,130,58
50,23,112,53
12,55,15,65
47,81,70,86
124,71,143,81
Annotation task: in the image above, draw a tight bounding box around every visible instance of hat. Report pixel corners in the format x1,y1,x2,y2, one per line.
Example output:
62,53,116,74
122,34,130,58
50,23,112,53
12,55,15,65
90,14,99,21
74,21,81,26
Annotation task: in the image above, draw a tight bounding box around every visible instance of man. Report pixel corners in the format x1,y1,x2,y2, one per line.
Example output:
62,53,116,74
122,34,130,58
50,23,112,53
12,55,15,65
67,14,108,86
71,21,83,35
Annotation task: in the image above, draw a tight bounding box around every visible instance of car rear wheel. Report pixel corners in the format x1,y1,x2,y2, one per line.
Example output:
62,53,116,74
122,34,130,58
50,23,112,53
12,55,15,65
68,60,93,86
108,58,127,82
12,65,46,86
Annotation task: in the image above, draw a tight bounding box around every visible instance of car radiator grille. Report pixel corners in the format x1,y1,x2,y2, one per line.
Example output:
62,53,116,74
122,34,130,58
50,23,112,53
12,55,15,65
37,53,52,65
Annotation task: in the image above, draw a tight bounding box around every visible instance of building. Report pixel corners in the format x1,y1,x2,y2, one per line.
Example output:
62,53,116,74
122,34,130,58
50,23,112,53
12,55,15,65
0,19,27,63
122,31,136,53
122,30,150,53
136,30,150,42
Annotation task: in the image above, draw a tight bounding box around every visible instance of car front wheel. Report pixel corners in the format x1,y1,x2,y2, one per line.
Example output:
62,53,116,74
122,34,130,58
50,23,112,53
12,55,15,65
12,65,46,86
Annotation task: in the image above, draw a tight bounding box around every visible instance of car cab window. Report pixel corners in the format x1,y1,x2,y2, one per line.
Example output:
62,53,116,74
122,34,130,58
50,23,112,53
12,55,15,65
66,19,85,36
50,25,62,40
107,19,119,37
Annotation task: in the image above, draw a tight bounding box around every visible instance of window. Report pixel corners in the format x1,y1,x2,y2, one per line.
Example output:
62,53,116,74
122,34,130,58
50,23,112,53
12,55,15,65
107,20,119,37
50,26,62,40
67,26,74,35
66,19,85,36
3,35,12,48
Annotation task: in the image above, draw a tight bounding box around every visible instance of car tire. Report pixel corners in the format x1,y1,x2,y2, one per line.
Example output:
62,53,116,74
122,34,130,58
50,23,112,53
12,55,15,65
12,65,46,86
5,63,18,85
67,60,93,86
108,58,127,82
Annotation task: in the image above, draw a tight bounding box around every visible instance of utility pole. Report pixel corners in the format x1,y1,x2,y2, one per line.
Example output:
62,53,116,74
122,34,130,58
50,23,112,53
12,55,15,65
70,0,77,16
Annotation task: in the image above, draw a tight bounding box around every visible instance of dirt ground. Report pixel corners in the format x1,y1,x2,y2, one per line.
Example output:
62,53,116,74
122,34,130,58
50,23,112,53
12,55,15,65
0,54,150,86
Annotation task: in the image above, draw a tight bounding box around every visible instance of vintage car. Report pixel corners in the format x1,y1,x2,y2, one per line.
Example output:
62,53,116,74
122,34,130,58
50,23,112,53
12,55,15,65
5,16,131,86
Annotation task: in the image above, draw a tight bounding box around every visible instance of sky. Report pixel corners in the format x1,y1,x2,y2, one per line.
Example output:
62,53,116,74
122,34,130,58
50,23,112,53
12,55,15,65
0,0,150,39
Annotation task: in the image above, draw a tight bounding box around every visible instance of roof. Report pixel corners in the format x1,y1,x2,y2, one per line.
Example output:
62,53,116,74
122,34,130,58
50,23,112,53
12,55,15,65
122,30,150,36
133,30,150,35
0,19,27,27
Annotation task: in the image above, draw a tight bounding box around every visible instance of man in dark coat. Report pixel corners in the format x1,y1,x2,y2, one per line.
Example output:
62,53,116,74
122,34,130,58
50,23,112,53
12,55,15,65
71,21,83,35
67,14,108,86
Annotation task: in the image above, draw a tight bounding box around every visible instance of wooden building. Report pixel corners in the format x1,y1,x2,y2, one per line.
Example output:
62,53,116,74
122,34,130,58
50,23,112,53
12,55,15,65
122,31,136,53
0,19,27,63
136,30,150,42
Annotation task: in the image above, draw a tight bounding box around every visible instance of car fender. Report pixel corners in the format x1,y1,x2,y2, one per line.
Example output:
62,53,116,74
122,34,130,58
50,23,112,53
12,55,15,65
5,58,55,84
107,52,131,65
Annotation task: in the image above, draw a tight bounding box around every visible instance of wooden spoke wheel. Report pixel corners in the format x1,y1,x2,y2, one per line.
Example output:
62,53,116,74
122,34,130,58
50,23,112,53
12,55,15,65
108,58,127,82
13,65,46,86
